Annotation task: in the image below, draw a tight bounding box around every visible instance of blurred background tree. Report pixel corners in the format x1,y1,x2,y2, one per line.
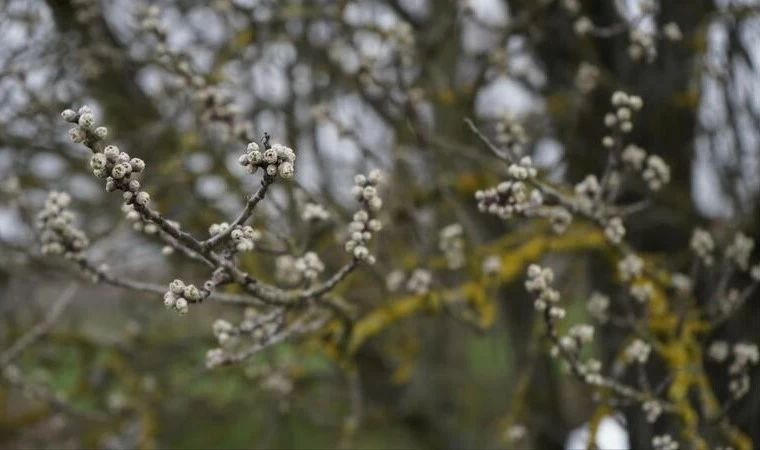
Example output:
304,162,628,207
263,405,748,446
0,0,758,449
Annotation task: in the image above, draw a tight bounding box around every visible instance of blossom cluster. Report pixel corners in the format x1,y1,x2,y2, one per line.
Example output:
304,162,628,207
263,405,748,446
301,202,330,223
618,253,644,282
475,157,541,221
525,264,564,320
238,142,295,179
604,91,643,138
586,291,610,323
163,279,206,315
621,144,671,192
62,107,151,207
36,191,89,259
727,342,759,399
690,228,715,266
406,268,433,295
345,170,383,263
494,113,528,156
625,338,652,364
652,434,679,450
725,232,755,271
275,252,326,285
208,223,262,252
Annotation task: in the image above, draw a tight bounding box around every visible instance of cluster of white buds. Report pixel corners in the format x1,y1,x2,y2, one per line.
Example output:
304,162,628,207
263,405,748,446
621,144,647,170
642,400,663,423
294,252,325,281
604,92,643,139
690,228,715,266
163,279,205,315
662,22,683,41
212,319,237,348
575,62,600,94
727,343,758,399
301,202,330,223
495,113,528,156
587,292,610,323
439,224,465,270
552,324,595,358
618,253,644,282
36,191,89,259
275,255,302,285
620,143,671,191
230,225,261,252
206,348,225,369
574,174,600,212
625,339,651,364
482,255,502,277
345,170,383,263
238,141,296,179
63,107,151,206
725,232,755,271
729,343,759,374
208,223,261,252
475,181,533,220
62,105,107,145
507,156,537,180
708,341,730,363
525,264,565,320
406,269,433,295
629,29,657,63
604,217,626,244
642,155,671,191
652,434,679,450
630,282,654,303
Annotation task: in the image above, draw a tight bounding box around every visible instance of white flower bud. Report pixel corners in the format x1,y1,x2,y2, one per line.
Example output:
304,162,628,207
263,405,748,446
169,279,185,295
278,161,294,179
78,112,95,129
263,149,278,164
104,145,120,160
175,297,189,314
135,191,150,206
90,153,107,170
248,151,262,164
111,162,131,179
61,109,77,122
353,245,369,260
183,284,201,301
163,292,177,309
368,169,382,184
130,158,146,173
69,127,85,143
94,127,108,139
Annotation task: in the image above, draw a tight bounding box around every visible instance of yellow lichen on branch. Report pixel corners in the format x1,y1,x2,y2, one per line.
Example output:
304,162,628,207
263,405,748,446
346,224,607,355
